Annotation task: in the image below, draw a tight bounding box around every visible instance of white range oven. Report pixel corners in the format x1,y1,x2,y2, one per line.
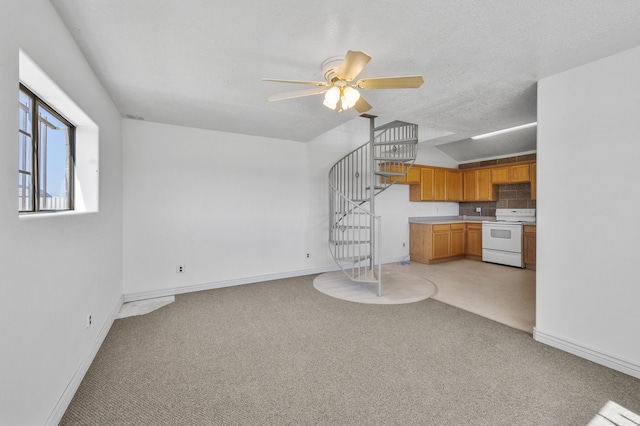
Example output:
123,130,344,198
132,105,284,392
482,209,536,268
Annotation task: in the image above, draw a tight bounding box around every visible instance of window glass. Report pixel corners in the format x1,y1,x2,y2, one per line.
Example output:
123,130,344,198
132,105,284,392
18,91,33,212
18,85,74,213
38,105,72,210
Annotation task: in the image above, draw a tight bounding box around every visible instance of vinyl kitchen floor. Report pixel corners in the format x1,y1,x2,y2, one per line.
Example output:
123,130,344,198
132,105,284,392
385,259,536,333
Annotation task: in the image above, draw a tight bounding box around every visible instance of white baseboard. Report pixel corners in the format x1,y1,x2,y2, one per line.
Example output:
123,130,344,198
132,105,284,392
46,295,124,426
124,258,410,303
124,265,341,302
534,327,640,379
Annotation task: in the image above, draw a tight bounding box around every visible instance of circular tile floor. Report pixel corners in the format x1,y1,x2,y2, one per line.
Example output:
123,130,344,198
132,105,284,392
313,267,437,304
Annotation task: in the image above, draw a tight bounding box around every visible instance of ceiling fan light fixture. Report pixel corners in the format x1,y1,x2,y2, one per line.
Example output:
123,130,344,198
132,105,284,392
340,94,349,111
323,86,340,109
325,86,361,111
323,98,338,110
343,86,360,108
264,50,423,113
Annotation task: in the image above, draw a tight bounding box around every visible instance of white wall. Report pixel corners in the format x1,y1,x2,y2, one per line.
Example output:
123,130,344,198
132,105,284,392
535,45,640,377
0,1,123,425
122,120,311,298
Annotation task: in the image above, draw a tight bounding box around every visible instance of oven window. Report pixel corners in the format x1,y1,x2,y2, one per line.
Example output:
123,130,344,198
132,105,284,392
490,229,511,239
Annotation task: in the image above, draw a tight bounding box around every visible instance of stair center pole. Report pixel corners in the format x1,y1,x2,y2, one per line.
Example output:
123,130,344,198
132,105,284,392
367,114,375,226
361,113,378,293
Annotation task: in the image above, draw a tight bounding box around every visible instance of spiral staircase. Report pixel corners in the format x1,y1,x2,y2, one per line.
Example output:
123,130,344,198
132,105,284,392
328,116,419,296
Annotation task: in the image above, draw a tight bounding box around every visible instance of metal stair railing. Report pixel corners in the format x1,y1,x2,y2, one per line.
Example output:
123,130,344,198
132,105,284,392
328,117,418,296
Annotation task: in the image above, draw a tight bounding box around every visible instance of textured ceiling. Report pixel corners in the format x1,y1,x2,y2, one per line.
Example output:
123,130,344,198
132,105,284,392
436,126,537,163
51,0,640,159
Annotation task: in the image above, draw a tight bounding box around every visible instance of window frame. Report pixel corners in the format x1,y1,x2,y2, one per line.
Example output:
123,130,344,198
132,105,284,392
19,83,76,213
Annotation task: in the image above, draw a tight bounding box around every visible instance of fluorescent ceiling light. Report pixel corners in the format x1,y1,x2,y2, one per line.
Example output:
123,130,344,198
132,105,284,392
471,122,537,140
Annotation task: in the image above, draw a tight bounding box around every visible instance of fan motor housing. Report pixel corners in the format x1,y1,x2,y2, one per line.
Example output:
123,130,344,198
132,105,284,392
322,56,344,82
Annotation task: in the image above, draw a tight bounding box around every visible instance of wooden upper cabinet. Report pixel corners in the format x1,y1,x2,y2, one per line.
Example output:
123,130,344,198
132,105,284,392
463,170,477,201
446,170,463,201
434,169,447,200
491,163,530,184
410,166,451,201
510,164,530,182
409,161,534,202
476,169,495,200
420,167,436,200
404,166,421,185
380,163,420,185
465,169,497,201
491,166,510,184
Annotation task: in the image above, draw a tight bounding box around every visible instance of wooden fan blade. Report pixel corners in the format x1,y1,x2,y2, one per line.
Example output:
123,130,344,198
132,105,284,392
337,50,371,81
354,96,372,113
356,75,424,89
262,78,328,86
267,86,327,102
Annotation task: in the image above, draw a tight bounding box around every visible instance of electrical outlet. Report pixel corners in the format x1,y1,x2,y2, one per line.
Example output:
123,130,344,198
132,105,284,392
86,314,92,328
475,207,482,213
176,265,185,273
306,253,310,258
403,242,406,248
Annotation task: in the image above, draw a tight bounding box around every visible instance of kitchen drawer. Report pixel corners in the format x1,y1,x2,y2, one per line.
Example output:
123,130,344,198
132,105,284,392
450,223,465,231
432,224,450,232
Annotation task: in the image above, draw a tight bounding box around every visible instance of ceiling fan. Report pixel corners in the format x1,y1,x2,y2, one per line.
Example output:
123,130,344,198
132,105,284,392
262,50,424,113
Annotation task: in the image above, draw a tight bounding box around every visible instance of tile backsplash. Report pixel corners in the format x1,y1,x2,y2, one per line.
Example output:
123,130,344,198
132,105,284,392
459,201,498,218
496,183,535,209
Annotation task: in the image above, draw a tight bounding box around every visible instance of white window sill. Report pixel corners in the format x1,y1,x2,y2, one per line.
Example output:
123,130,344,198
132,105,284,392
19,210,97,220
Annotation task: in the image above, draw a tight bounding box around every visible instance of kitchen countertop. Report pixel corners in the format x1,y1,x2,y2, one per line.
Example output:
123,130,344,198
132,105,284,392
409,216,537,226
409,215,494,224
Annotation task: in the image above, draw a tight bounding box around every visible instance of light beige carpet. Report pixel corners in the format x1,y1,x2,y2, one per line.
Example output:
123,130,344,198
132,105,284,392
313,268,437,304
61,274,640,425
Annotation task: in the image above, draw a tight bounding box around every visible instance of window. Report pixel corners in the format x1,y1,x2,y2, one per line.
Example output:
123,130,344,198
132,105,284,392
19,84,75,212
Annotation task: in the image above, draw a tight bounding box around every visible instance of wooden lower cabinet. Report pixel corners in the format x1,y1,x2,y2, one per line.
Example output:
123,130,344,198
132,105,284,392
450,223,465,256
410,221,535,267
524,225,536,270
465,223,482,258
431,224,451,259
410,222,470,264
